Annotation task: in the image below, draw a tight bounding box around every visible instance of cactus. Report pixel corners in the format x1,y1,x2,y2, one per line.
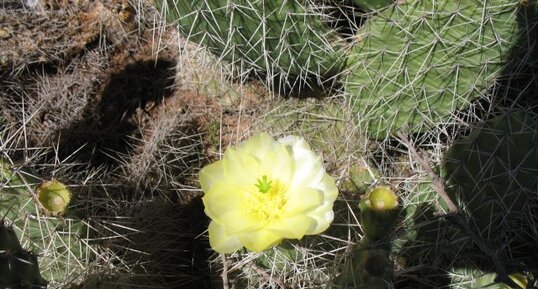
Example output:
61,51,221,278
36,180,72,216
389,111,538,287
0,221,47,289
349,0,393,11
155,0,347,86
442,110,538,261
345,0,533,139
0,159,95,287
336,186,400,289
359,186,400,242
448,268,528,289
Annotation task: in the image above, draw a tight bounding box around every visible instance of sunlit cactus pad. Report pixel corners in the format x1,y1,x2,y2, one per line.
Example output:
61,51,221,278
155,0,346,81
346,0,529,139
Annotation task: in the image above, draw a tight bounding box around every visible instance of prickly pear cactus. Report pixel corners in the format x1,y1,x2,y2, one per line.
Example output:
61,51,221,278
0,160,95,287
0,222,47,289
346,0,531,139
359,186,400,242
336,186,400,289
349,0,393,11
156,0,346,83
442,110,538,261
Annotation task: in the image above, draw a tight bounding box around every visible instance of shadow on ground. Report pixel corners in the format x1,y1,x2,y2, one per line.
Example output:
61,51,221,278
56,59,176,168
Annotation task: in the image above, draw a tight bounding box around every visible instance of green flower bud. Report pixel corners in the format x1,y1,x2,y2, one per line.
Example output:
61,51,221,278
37,180,72,215
360,186,401,242
367,186,399,211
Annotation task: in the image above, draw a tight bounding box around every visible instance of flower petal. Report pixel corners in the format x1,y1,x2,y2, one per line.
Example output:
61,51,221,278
260,143,293,185
199,161,226,192
202,185,243,220
237,133,278,161
319,173,339,203
219,209,262,234
239,229,283,252
306,174,338,234
307,204,335,234
208,221,243,254
269,214,317,239
284,187,324,215
223,147,260,187
278,135,311,150
282,137,326,189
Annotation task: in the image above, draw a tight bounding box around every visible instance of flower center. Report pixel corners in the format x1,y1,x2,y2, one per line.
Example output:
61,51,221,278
243,176,288,224
255,175,272,194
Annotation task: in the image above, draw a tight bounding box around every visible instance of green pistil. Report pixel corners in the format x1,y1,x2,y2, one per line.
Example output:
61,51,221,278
255,175,272,194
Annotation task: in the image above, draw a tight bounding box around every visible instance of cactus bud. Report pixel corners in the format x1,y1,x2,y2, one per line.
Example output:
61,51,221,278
37,180,72,215
360,186,401,241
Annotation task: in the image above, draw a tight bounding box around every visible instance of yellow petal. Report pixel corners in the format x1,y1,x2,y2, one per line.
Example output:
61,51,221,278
223,147,260,188
305,174,338,234
239,229,283,252
199,161,226,192
318,174,339,202
237,133,278,161
306,204,335,234
284,187,324,215
285,140,326,189
219,209,262,234
208,221,243,254
278,135,312,151
269,214,317,239
260,143,293,185
202,185,243,219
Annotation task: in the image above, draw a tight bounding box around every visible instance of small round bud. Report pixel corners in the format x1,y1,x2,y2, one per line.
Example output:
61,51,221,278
37,180,72,215
367,186,399,211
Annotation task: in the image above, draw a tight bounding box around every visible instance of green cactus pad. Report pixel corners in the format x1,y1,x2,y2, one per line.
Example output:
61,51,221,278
336,244,393,289
345,1,525,139
156,0,346,82
443,110,538,258
0,160,94,287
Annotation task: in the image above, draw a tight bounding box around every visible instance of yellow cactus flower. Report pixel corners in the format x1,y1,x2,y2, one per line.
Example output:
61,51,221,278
200,133,338,253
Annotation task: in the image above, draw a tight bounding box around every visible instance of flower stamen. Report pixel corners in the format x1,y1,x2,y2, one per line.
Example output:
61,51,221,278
255,175,272,194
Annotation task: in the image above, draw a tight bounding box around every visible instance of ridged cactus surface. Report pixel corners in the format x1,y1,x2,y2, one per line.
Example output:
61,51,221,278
156,0,346,82
346,0,528,139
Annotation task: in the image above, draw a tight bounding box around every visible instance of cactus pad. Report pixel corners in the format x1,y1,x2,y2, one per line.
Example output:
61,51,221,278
345,1,527,139
443,110,538,260
0,160,95,287
156,0,346,83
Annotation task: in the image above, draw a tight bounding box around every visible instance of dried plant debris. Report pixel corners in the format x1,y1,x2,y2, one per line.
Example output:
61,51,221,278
0,0,136,76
